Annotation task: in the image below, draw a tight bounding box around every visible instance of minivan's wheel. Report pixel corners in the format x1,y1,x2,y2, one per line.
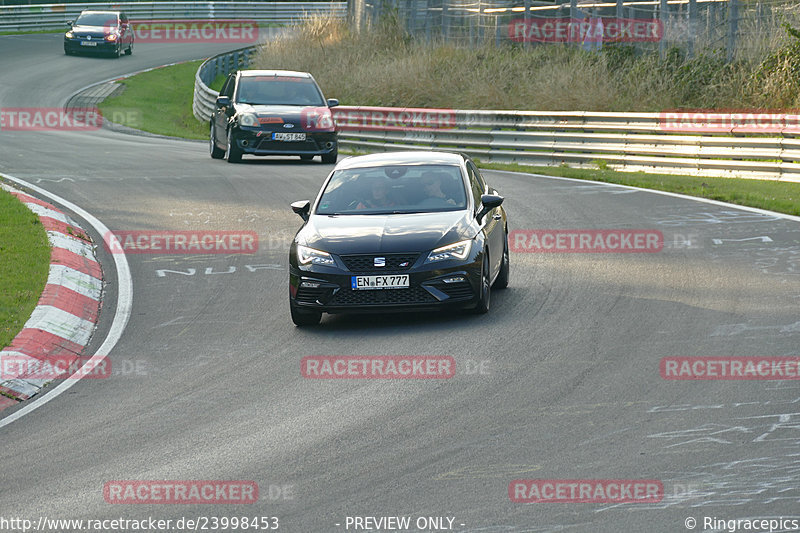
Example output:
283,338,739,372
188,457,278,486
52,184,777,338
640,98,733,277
492,231,510,289
125,41,133,55
210,122,225,159
291,304,322,326
226,130,242,163
321,148,337,164
473,252,491,314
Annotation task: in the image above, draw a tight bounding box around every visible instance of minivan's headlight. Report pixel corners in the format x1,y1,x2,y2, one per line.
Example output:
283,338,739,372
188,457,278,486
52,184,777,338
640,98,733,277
425,240,472,263
65,31,74,38
238,113,258,127
297,245,335,266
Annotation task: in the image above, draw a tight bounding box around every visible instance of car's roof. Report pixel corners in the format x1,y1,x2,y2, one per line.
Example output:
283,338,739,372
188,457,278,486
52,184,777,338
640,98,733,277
239,70,313,79
334,151,466,171
79,10,122,15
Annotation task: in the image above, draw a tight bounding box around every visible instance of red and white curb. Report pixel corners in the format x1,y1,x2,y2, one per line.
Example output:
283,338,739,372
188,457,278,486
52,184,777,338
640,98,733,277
0,183,102,408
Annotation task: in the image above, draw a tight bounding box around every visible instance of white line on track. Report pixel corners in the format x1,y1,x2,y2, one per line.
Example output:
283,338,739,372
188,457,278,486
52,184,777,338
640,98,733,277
0,173,132,429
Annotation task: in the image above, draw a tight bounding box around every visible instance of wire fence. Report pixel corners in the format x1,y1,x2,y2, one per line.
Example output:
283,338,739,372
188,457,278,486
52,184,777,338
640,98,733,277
348,0,800,60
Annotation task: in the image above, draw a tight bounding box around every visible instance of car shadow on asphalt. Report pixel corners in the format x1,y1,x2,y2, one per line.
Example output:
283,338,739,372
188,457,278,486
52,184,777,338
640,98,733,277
302,289,517,332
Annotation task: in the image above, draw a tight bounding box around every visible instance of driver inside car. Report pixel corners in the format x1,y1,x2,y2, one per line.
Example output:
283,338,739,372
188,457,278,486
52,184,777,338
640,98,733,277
420,171,457,206
356,180,396,209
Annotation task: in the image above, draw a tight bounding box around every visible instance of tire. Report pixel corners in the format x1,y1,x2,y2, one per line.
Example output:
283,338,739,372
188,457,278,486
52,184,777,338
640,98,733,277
300,154,314,161
209,122,225,159
225,130,242,163
492,231,510,289
291,303,322,327
125,41,133,55
321,147,337,164
473,252,491,314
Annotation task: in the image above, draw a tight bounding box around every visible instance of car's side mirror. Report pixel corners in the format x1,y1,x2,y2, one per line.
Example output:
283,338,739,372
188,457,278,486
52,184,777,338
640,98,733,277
216,96,231,108
291,200,311,222
66,20,74,27
476,194,503,224
327,98,339,108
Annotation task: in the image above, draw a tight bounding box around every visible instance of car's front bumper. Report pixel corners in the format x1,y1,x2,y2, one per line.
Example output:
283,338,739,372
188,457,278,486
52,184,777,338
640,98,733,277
64,39,118,53
289,252,482,314
232,128,337,157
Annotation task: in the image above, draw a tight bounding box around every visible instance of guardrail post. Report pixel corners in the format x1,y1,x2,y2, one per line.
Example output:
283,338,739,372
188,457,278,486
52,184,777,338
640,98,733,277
659,0,667,59
524,0,530,48
726,0,738,62
442,0,449,40
687,0,697,57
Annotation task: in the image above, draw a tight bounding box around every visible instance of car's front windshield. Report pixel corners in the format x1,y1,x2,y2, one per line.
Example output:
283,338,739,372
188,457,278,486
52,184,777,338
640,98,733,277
316,164,468,215
75,13,118,27
235,76,325,106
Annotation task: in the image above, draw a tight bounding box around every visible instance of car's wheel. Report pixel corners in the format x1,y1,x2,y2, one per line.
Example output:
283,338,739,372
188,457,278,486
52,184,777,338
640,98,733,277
473,252,491,314
300,154,314,161
225,130,242,163
321,148,337,164
209,122,225,159
291,303,322,327
492,231,510,289
125,41,133,55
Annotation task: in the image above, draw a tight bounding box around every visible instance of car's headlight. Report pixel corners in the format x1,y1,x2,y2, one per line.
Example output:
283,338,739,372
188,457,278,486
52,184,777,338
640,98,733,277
297,245,335,266
425,240,472,263
238,113,258,127
65,31,74,38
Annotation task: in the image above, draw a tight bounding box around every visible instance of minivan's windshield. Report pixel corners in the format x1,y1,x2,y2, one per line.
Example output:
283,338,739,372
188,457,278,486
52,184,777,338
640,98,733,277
236,76,325,106
75,13,118,27
316,164,468,215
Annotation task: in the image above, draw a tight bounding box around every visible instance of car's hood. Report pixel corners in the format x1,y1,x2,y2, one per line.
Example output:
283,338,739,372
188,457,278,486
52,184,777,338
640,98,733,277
70,24,116,36
298,211,475,255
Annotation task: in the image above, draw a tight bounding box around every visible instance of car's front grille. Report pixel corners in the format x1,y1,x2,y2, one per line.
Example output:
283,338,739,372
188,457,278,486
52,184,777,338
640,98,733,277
329,286,436,306
256,139,319,151
341,254,420,273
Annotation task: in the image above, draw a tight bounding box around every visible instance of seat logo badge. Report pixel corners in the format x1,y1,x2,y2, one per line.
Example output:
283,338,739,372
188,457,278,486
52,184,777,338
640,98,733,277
283,123,294,128
374,257,386,267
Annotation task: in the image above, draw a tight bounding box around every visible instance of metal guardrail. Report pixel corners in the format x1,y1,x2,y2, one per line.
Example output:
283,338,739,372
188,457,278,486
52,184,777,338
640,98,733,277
193,46,258,123
0,2,346,32
193,49,800,182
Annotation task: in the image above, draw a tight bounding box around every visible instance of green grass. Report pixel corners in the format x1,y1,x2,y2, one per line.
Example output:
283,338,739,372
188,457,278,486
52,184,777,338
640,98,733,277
99,60,211,139
479,161,800,216
0,188,51,350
